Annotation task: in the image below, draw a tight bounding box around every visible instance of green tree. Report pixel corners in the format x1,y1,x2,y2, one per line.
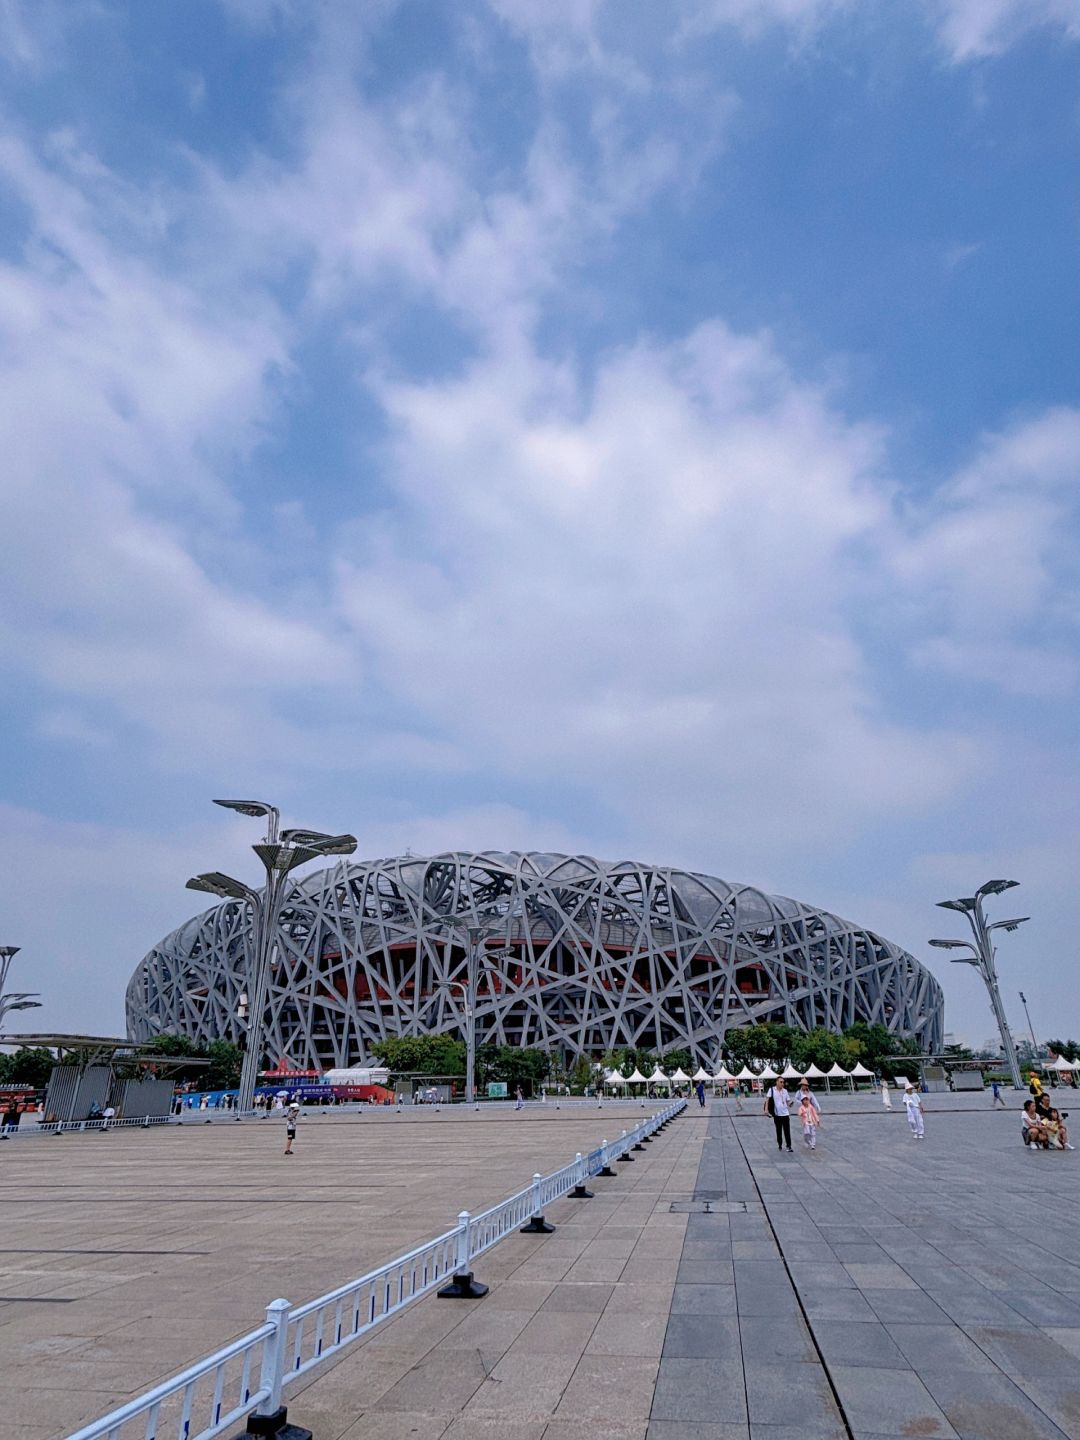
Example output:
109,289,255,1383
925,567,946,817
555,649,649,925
2,1047,55,1088
203,1040,243,1090
370,1035,466,1077
478,1045,550,1096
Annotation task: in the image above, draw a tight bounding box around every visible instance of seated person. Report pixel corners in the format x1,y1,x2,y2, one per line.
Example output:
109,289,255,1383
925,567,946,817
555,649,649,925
1048,1107,1074,1150
1022,1100,1051,1149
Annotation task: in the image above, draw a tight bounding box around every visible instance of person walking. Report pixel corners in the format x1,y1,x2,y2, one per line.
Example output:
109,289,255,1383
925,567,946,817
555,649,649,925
514,1087,524,1110
903,1083,925,1140
765,1075,793,1153
881,1076,893,1111
283,1101,299,1155
991,1080,1007,1109
796,1080,821,1150
695,1080,706,1108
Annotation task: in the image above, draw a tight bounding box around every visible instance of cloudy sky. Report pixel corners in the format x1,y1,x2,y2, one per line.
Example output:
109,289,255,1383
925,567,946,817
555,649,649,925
2,0,1079,1048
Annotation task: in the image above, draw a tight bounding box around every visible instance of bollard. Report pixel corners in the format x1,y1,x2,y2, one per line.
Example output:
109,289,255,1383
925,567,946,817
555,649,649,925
437,1211,488,1298
520,1173,556,1234
569,1153,594,1199
598,1141,616,1177
233,1298,311,1440
617,1129,634,1162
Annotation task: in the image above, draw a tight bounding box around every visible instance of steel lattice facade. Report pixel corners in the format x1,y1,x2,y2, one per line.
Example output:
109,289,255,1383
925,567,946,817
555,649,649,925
126,851,944,1068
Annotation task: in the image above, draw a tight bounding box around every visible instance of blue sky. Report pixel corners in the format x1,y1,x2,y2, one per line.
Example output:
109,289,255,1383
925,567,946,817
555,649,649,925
2,0,1080,1048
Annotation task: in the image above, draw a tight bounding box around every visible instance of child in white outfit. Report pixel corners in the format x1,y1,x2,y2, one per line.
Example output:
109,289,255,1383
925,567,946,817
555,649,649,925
903,1084,925,1139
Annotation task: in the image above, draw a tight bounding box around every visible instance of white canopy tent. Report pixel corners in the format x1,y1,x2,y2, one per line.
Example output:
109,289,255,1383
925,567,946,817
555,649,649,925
670,1067,691,1085
849,1062,873,1087
626,1068,647,1085
605,1069,627,1087
647,1068,670,1089
735,1065,756,1081
692,1067,712,1083
1049,1056,1077,1072
803,1063,827,1079
826,1061,853,1092
713,1065,734,1082
780,1063,802,1079
758,1064,779,1080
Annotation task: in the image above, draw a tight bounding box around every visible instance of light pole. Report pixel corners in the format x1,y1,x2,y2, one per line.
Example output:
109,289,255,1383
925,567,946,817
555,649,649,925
439,918,514,1104
0,947,41,1030
188,799,357,1114
929,879,1029,1091
0,993,42,1027
1018,990,1039,1057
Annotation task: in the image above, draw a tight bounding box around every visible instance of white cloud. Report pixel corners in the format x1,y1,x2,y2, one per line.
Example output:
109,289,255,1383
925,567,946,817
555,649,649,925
929,0,1080,61
894,409,1080,693
336,320,983,865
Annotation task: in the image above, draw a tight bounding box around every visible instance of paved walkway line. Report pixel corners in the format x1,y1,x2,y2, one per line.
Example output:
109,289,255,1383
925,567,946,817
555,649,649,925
289,1110,704,1439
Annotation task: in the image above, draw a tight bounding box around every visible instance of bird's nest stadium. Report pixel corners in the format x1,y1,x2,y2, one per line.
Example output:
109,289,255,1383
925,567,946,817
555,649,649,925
126,851,944,1069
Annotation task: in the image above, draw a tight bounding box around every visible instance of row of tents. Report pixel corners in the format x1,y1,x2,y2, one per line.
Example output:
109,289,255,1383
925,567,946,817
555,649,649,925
605,1061,877,1089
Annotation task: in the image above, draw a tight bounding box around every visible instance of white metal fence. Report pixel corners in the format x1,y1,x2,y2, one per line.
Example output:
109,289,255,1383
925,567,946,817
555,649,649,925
63,1099,685,1440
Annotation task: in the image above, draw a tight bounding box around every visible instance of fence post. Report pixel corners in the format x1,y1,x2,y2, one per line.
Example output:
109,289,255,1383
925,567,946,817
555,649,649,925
598,1140,616,1177
520,1172,555,1233
241,1298,310,1439
569,1152,593,1199
618,1129,634,1162
437,1211,488,1299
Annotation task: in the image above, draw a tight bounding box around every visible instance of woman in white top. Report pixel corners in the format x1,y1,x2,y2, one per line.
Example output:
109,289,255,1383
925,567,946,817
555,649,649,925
764,1076,793,1153
881,1077,892,1110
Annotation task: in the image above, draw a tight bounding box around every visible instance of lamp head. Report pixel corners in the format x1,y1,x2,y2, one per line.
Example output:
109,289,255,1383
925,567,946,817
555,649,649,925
928,938,973,950
987,916,1030,933
0,946,20,961
186,872,252,902
976,878,1019,899
936,898,976,913
213,799,277,821
281,829,358,856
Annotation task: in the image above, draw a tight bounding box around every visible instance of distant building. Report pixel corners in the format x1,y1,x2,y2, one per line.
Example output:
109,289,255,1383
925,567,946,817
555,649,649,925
127,851,945,1070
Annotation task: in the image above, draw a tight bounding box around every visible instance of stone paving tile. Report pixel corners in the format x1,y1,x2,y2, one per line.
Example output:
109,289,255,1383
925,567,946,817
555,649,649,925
650,1356,748,1424
958,1322,1079,1375
552,1354,660,1422
863,1287,952,1324
743,1357,844,1427
921,1370,1073,1439
586,1308,669,1357
810,1318,909,1369
828,1365,959,1437
662,1312,741,1359
1011,1374,1080,1439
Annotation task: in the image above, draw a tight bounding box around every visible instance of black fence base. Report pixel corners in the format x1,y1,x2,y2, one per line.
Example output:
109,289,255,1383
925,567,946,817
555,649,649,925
598,1163,616,1176
632,1141,645,1151
618,1152,634,1162
520,1213,555,1234
232,1405,312,1440
569,1182,594,1198
437,1270,489,1299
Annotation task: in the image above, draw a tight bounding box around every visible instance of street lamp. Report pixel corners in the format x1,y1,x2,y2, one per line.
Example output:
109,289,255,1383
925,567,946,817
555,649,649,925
189,802,357,1113
438,916,517,1104
0,993,42,1027
1018,990,1039,1056
0,946,21,996
930,879,1028,1090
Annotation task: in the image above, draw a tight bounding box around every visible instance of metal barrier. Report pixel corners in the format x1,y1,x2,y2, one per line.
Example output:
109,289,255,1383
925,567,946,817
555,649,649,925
64,1099,685,1440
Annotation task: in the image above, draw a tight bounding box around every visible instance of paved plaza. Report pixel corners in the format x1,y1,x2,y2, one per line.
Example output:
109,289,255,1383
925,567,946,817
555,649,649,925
4,1096,1080,1440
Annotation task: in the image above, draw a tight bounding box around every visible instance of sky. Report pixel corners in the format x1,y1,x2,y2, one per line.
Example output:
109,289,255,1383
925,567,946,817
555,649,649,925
1,0,1079,1050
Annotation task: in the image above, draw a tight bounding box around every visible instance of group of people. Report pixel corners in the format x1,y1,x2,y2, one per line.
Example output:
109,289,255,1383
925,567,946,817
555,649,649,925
1022,1092,1073,1151
762,1074,928,1152
763,1076,824,1151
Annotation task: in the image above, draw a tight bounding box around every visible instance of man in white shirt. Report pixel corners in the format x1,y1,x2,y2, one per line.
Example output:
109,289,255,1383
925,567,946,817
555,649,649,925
903,1083,924,1139
764,1076,793,1153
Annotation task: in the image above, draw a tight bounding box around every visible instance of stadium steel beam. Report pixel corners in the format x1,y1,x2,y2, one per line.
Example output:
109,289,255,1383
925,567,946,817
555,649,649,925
187,801,357,1112
132,853,944,1068
930,878,1028,1091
